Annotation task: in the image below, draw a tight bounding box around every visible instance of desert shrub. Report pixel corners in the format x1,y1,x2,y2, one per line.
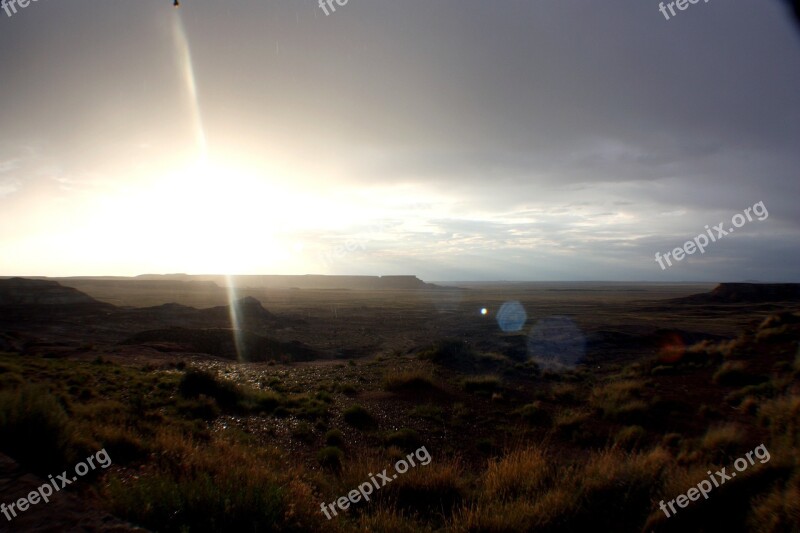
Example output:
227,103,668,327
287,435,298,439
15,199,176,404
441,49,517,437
176,395,221,421
179,369,240,408
747,473,800,533
758,312,800,330
756,319,798,343
94,425,148,464
737,395,761,415
614,425,647,450
758,394,800,448
452,493,572,533
463,375,502,394
343,405,377,429
324,428,345,448
589,379,650,423
103,433,304,533
724,381,775,406
458,446,671,532
515,401,551,425
317,446,344,471
287,395,328,420
0,362,25,390
660,432,682,451
410,404,444,423
553,407,590,427
713,361,765,387
0,385,75,473
356,508,433,533
650,365,675,376
383,457,466,519
292,422,315,444
337,382,358,396
384,371,437,392
550,383,580,403
385,429,422,451
476,438,497,455
573,447,671,530
241,388,283,412
0,360,23,374
483,446,553,501
0,371,24,388
314,390,333,403
179,369,281,414
418,339,476,370
701,423,746,461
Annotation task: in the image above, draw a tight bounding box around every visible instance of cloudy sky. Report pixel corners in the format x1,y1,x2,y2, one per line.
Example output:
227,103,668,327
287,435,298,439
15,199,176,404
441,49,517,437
1,0,798,281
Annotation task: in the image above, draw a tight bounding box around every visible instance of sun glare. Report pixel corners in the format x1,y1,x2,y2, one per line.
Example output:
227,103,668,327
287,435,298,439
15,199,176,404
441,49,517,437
67,155,316,275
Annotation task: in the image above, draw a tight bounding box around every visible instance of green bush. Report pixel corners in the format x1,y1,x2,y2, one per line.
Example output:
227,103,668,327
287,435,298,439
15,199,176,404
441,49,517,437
179,369,239,408
317,446,344,471
614,425,647,450
287,395,329,420
106,470,285,532
384,371,437,392
713,361,766,387
337,383,358,396
343,405,377,429
292,422,315,444
177,395,221,421
515,401,551,425
0,385,74,473
179,369,281,414
418,339,476,370
385,429,422,451
324,429,345,448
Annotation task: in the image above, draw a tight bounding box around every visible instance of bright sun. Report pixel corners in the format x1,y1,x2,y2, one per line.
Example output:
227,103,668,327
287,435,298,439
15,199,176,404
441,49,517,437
86,156,311,275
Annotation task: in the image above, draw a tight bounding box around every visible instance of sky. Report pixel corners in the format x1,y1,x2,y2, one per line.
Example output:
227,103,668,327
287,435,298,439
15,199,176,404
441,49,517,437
0,0,799,282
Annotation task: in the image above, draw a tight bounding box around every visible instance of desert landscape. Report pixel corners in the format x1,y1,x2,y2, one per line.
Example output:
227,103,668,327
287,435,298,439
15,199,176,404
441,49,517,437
0,276,798,532
2,1,800,531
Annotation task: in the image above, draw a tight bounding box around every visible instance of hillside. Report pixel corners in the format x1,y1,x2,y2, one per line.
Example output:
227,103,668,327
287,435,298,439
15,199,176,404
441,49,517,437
0,278,106,306
674,283,800,304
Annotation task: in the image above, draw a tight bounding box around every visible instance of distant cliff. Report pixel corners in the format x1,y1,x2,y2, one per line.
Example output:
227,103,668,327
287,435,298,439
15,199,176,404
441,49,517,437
135,274,441,290
0,278,106,306
675,283,800,304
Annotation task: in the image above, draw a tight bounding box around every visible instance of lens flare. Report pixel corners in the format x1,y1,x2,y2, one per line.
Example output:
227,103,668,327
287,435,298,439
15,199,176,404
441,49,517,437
173,13,245,361
225,276,246,362
527,316,586,371
657,332,686,364
172,13,207,161
496,300,527,332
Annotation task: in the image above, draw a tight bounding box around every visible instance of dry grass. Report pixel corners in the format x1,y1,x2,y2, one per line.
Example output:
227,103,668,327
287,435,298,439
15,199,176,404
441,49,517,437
589,379,650,422
758,393,800,449
105,429,321,532
462,375,503,393
2,300,799,533
747,472,800,533
700,423,746,460
383,370,438,392
482,446,553,501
